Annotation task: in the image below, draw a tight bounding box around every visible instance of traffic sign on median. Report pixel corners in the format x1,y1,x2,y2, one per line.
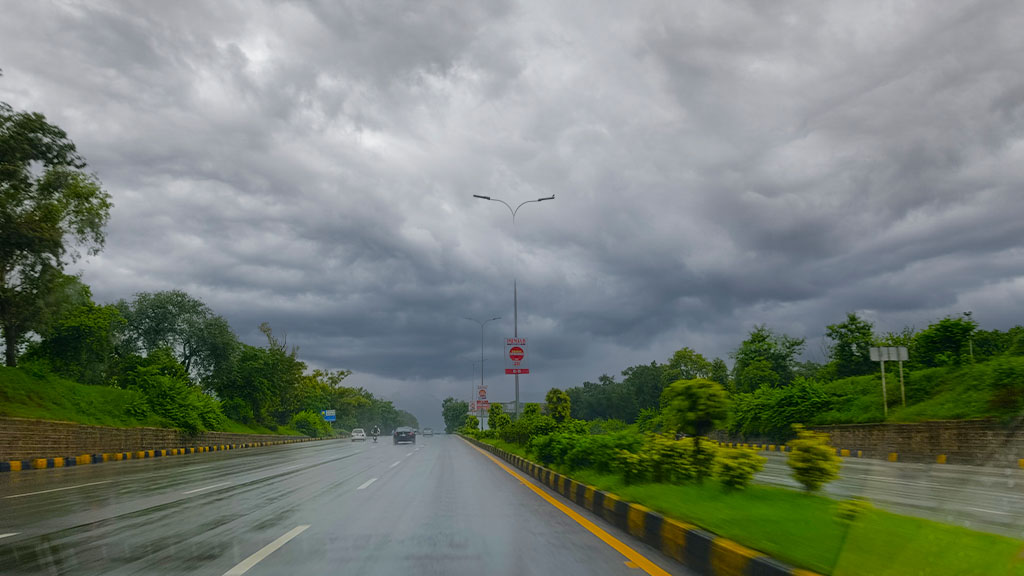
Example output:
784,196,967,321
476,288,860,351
505,337,529,374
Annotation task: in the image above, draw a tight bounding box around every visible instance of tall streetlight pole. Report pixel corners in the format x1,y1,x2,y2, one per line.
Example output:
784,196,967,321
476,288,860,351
465,316,500,429
472,193,555,419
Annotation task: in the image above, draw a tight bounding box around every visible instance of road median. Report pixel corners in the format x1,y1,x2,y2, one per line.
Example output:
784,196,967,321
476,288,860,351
462,434,818,576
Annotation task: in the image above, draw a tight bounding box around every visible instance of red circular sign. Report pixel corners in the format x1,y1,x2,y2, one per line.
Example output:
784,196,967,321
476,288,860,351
509,346,525,362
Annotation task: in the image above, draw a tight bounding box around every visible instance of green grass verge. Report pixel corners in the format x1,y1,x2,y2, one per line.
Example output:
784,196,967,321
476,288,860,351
476,437,1024,575
0,366,302,436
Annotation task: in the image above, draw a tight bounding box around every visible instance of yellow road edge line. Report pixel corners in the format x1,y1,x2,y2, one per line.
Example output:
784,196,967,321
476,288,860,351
462,438,671,576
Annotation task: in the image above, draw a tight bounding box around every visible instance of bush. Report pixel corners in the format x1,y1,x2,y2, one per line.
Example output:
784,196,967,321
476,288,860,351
499,413,556,446
714,448,765,490
635,408,663,434
729,378,833,441
787,425,841,492
221,397,254,423
589,418,630,435
646,434,698,484
530,433,577,466
988,357,1024,416
614,449,652,485
564,431,641,472
290,410,333,437
835,497,874,524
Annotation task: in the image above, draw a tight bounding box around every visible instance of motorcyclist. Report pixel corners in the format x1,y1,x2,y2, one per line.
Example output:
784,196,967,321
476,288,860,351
371,425,381,442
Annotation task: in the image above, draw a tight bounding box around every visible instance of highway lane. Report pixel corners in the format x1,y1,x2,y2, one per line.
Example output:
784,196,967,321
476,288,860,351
755,452,1024,538
0,435,691,576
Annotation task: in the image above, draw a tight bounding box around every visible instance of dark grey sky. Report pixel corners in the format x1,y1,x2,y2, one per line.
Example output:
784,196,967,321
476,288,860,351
3,1,1023,428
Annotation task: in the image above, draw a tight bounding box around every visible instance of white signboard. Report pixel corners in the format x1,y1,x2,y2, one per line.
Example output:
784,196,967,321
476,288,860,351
869,347,908,361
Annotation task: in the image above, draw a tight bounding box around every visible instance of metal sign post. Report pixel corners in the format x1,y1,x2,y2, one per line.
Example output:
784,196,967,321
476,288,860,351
870,347,909,416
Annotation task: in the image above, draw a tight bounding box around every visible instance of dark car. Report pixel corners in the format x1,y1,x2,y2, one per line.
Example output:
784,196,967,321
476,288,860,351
393,426,416,445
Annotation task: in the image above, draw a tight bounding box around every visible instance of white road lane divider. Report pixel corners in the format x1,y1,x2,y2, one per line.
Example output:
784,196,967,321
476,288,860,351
222,525,310,576
357,478,377,490
389,461,401,469
0,533,19,540
3,480,112,499
182,482,230,495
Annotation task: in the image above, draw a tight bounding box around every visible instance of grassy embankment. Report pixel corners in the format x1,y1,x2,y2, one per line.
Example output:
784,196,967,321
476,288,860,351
479,438,1024,576
0,366,300,436
812,357,1023,425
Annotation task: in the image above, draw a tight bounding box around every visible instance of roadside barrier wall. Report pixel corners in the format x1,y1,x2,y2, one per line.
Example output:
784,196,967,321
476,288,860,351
710,419,1024,467
0,416,314,471
463,436,820,576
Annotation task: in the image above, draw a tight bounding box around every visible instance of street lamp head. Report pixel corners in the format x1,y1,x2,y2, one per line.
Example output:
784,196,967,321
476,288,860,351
537,194,555,202
488,316,502,322
473,194,491,200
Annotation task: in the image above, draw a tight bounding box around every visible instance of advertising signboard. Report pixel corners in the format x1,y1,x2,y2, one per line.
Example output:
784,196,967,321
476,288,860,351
504,337,529,374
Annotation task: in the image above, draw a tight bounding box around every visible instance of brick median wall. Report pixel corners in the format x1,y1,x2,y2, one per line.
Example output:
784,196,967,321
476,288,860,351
0,417,307,461
711,419,1024,466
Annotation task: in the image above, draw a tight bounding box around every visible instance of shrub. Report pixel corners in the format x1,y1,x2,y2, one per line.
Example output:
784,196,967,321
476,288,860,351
614,449,652,485
635,408,663,433
565,431,641,472
589,418,630,435
290,410,333,437
714,448,765,490
221,397,254,423
988,357,1024,416
787,425,841,492
835,497,874,524
499,413,556,446
530,433,577,466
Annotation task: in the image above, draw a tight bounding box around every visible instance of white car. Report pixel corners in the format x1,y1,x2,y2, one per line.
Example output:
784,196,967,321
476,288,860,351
351,428,366,441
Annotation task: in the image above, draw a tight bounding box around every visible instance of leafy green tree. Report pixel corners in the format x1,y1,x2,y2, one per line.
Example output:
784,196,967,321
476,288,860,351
621,361,664,412
488,403,512,431
1,102,112,366
116,290,239,386
787,425,841,492
442,397,469,433
522,403,541,417
914,315,977,367
663,347,711,384
731,325,805,391
709,357,730,391
825,313,876,378
27,300,124,385
463,414,480,432
735,359,779,393
660,378,730,482
545,387,571,423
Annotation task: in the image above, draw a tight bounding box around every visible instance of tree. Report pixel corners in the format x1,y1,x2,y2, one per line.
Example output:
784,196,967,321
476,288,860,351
463,414,480,432
731,325,805,391
787,425,841,492
522,403,541,417
26,299,124,385
117,290,239,386
545,387,571,423
622,361,664,412
709,358,730,391
825,313,876,378
914,315,977,367
663,347,711,384
1,102,112,366
441,397,469,433
660,378,730,482
488,403,511,431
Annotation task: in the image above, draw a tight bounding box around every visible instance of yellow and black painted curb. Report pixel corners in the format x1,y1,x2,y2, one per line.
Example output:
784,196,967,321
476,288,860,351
715,441,1024,468
0,437,320,473
465,437,821,576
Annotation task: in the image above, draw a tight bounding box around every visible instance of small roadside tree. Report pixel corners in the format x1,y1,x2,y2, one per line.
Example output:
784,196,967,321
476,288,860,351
787,425,841,492
660,378,729,482
441,397,469,433
462,414,480,433
545,387,571,423
488,403,511,431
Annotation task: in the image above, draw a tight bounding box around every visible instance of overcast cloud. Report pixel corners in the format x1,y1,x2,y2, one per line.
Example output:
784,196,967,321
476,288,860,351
3,1,1023,428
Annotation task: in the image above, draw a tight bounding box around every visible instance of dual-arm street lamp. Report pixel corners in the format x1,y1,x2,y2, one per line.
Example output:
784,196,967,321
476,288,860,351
464,316,500,428
472,194,555,419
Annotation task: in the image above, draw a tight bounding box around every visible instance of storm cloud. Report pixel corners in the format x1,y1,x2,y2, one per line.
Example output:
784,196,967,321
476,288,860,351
3,1,1023,427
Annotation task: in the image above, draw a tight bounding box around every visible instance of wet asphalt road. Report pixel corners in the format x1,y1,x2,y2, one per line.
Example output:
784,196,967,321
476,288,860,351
0,435,690,576
755,452,1024,538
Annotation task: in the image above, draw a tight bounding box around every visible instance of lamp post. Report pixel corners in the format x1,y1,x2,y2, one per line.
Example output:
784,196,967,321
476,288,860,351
472,193,555,419
465,316,500,429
